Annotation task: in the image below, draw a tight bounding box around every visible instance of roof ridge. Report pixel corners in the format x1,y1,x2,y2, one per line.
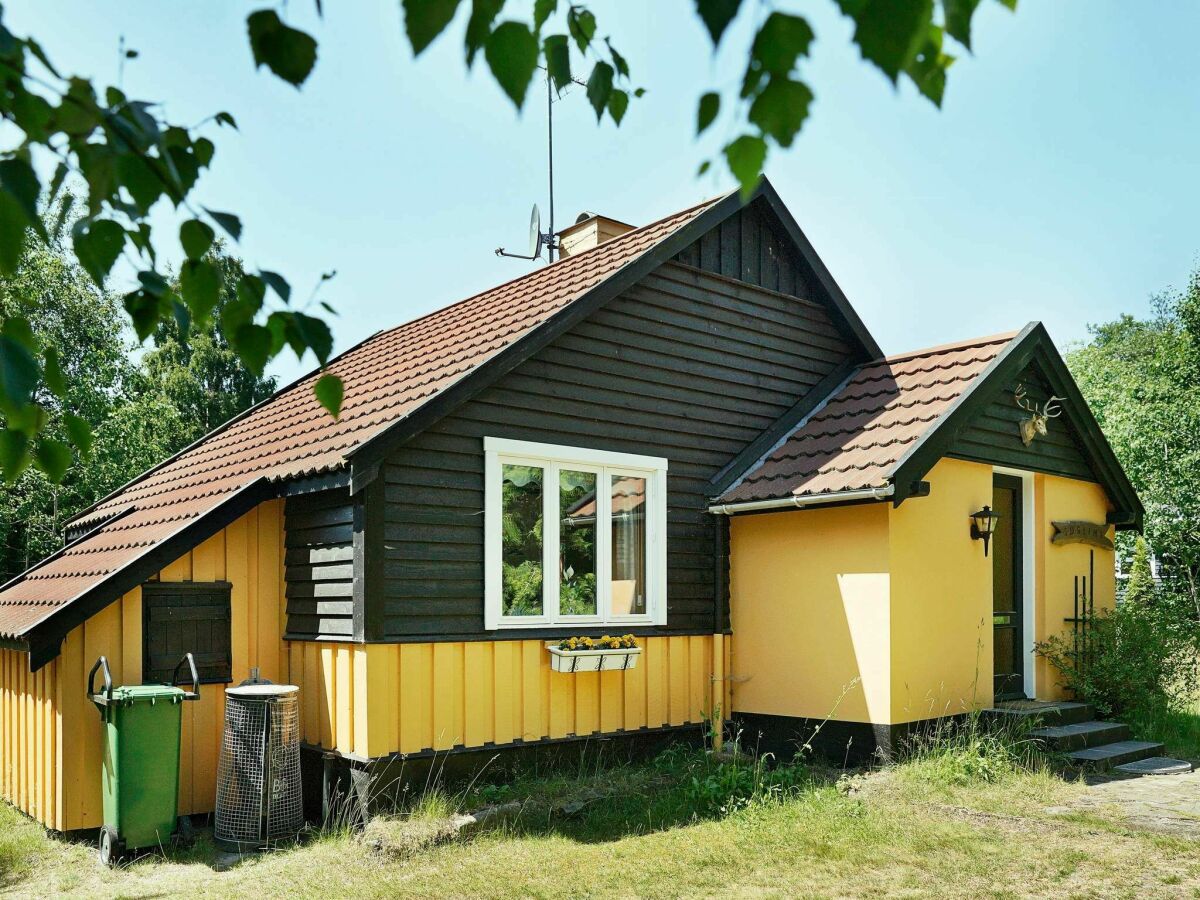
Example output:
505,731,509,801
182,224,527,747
365,191,731,347
876,330,1020,366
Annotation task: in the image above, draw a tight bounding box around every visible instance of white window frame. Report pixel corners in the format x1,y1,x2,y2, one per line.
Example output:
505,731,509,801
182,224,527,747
484,437,668,630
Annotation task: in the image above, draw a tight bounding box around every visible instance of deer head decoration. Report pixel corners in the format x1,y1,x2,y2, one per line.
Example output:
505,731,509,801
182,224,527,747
1014,384,1064,446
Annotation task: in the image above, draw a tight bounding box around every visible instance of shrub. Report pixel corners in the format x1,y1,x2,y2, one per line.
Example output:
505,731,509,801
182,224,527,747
1036,592,1200,721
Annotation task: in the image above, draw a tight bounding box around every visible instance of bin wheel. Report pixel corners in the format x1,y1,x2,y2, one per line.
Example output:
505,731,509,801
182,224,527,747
175,815,196,847
98,825,121,867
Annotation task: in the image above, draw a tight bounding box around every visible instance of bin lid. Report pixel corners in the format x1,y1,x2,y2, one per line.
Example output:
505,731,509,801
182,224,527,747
225,683,298,699
109,684,189,703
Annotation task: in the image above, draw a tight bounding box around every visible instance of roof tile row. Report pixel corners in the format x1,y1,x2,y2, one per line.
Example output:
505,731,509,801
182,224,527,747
716,332,1017,504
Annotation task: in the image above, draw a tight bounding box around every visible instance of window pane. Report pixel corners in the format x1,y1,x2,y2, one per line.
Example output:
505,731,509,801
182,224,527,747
610,475,647,616
501,464,543,617
558,470,598,616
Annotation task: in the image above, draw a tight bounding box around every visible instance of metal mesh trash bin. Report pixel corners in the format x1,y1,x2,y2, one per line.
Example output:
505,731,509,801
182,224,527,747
214,678,302,851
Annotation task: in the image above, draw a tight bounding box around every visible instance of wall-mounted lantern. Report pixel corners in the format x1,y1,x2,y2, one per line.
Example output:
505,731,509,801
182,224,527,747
970,506,1000,556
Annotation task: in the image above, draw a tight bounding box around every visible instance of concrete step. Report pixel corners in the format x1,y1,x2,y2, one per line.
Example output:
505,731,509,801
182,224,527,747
1113,756,1194,777
1068,740,1165,773
983,701,1095,728
1030,720,1132,752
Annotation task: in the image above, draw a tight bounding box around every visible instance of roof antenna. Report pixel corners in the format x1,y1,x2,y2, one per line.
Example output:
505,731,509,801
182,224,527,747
496,71,584,264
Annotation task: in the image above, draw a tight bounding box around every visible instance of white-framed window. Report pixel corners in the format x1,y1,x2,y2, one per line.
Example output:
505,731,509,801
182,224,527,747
484,437,668,630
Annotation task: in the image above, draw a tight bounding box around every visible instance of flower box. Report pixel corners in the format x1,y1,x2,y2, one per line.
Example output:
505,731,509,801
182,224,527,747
547,643,642,673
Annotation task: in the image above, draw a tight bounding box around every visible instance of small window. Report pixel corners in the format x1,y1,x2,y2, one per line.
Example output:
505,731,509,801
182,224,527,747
485,437,667,630
142,581,233,684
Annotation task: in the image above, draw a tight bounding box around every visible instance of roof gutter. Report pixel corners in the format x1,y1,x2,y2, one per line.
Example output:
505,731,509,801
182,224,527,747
707,484,895,516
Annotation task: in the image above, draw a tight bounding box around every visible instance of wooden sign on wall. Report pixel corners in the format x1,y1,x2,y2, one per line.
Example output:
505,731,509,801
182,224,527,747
1050,520,1114,550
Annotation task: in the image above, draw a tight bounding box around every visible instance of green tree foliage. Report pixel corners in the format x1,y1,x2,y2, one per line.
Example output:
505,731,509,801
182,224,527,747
1036,598,1200,724
0,9,339,483
1124,535,1156,608
138,250,278,446
0,225,276,583
400,0,1016,196
1067,273,1200,616
0,2,1018,480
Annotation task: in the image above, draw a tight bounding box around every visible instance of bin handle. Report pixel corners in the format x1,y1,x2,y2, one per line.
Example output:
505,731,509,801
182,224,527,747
88,655,113,706
171,652,200,701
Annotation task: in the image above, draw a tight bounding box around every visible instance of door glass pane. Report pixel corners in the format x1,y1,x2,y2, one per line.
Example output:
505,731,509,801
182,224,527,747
501,464,543,616
611,475,647,616
559,470,598,615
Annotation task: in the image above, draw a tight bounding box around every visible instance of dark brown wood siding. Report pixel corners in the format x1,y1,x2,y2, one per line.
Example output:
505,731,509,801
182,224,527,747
948,364,1097,481
372,261,856,641
673,198,817,302
284,488,357,640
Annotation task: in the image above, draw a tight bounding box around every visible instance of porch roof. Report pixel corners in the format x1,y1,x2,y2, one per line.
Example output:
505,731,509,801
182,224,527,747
715,331,1020,505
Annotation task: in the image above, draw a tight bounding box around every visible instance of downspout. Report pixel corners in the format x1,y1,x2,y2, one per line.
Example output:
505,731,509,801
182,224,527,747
707,484,895,516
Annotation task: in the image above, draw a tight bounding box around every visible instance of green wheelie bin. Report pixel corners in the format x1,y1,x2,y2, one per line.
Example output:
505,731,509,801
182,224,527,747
88,653,200,866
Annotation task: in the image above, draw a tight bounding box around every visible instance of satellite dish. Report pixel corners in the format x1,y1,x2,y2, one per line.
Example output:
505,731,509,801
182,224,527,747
528,204,542,257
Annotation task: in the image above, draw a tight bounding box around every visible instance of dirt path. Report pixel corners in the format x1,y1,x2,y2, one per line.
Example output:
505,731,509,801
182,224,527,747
1050,770,1200,837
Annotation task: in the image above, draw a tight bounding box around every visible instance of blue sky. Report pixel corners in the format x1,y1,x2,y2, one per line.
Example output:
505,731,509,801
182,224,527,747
9,1,1199,385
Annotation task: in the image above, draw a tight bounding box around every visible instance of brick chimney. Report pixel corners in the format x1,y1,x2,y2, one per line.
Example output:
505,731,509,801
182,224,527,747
556,212,635,258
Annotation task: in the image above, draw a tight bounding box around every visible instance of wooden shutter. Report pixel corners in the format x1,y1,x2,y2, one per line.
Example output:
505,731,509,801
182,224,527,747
142,581,233,684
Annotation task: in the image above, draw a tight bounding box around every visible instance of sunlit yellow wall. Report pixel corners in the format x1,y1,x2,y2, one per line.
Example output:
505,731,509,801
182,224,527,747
50,499,287,831
1034,474,1116,699
293,636,725,760
729,504,891,724
726,460,1120,728
889,458,993,723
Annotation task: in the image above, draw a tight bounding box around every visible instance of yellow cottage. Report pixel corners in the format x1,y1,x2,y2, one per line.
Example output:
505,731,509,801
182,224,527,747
0,180,1141,832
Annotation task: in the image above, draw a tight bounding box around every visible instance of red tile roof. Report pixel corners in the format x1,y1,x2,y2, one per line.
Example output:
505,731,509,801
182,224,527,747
715,331,1019,505
0,195,723,640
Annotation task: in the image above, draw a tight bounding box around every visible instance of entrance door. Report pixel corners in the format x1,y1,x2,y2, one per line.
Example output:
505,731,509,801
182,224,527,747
992,474,1024,699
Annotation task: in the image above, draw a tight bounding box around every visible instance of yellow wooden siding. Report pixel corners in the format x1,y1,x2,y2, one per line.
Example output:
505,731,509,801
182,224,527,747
0,649,58,830
43,499,287,832
5,491,719,832
301,636,719,760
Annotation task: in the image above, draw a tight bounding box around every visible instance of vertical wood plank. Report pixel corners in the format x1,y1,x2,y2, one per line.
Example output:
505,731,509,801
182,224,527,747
289,643,305,736
623,646,647,731
58,629,84,830
353,647,370,757
3,651,11,804
120,588,143,683
431,642,463,750
463,643,493,748
599,669,622,735
399,644,432,753
257,501,282,681
689,635,708,723
279,508,289,684
520,641,541,741
574,670,599,736
668,636,689,725
644,638,667,728
226,513,250,683
190,535,224,813
335,645,354,752
548,668,575,739
47,660,57,830
320,644,336,749
492,642,514,746
33,667,43,823
160,552,192,583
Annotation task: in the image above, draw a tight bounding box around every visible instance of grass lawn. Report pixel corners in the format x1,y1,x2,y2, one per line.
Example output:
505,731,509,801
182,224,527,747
1,739,1198,899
